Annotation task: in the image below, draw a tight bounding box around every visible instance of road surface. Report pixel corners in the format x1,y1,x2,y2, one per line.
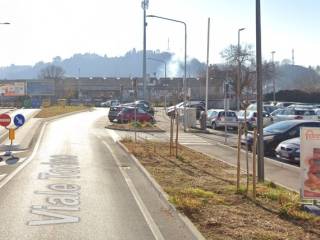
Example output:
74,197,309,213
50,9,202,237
0,109,196,240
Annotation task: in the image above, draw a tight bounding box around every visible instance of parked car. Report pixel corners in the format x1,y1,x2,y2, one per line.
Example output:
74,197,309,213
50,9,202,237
275,102,297,108
237,111,272,130
246,103,278,114
275,137,300,164
242,120,320,156
271,108,318,122
108,105,124,122
166,101,205,119
206,109,238,129
116,107,154,123
101,100,120,107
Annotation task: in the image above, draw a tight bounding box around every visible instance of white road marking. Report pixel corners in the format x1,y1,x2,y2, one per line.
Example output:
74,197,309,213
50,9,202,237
102,140,165,240
106,129,120,142
0,174,7,181
0,122,47,190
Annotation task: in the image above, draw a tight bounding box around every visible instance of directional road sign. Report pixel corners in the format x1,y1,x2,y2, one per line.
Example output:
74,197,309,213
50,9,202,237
0,114,11,127
13,114,25,127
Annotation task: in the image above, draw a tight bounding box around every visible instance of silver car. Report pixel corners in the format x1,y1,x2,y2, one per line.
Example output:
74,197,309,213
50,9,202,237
271,108,318,122
206,109,238,129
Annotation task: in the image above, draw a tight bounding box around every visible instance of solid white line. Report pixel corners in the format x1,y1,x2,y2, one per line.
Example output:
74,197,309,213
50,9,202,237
102,140,165,240
0,122,47,189
0,174,7,181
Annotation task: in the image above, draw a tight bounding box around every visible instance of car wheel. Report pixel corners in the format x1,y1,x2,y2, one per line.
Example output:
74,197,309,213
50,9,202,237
211,122,217,130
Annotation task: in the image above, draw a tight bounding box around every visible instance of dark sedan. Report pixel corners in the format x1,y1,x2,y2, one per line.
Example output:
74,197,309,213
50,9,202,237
242,120,320,156
275,137,300,164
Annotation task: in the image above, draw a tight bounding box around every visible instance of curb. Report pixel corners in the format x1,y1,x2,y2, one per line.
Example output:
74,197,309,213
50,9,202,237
117,140,206,240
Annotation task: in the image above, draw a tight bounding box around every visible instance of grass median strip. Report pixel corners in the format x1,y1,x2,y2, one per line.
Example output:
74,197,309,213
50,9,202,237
122,138,320,240
106,122,163,132
35,105,88,118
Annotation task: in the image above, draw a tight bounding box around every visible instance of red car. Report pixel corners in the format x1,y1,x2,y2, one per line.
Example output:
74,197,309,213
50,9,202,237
116,107,154,123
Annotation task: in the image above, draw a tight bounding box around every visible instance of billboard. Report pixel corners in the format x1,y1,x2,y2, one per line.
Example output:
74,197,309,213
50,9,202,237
27,80,55,96
301,127,320,199
0,82,25,96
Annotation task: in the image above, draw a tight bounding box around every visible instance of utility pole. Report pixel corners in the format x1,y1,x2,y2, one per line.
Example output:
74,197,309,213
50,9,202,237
237,28,245,111
141,0,149,100
271,51,276,103
256,0,264,182
205,18,210,115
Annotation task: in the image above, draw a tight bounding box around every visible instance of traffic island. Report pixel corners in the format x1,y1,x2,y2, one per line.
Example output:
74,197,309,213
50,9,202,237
121,139,320,240
34,105,89,118
106,122,165,132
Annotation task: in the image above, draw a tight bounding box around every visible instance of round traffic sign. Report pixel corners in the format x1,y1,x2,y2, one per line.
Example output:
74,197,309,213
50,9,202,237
0,114,11,127
13,114,25,127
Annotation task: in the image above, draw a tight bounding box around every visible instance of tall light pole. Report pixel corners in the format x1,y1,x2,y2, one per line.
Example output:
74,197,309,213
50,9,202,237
237,28,245,111
147,14,187,131
141,0,149,100
271,51,276,103
256,0,264,182
205,18,210,115
147,57,167,79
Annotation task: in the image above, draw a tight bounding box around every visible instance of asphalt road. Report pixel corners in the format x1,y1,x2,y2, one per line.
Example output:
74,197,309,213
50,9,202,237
0,109,196,240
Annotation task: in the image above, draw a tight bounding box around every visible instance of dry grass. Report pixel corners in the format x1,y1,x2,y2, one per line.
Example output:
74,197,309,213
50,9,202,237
107,122,162,131
35,105,88,118
122,139,320,240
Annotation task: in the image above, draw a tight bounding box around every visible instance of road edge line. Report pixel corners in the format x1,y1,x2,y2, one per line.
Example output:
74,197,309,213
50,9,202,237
116,140,206,240
102,140,165,240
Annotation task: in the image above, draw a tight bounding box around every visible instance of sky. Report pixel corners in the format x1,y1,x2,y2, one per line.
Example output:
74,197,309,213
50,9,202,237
0,0,319,67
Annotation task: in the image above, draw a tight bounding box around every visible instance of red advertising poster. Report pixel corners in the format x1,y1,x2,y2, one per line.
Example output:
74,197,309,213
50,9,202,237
301,128,320,199
0,82,25,96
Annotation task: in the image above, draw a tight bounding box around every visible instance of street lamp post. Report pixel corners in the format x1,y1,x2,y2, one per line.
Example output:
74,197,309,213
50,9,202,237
237,28,245,111
271,51,276,103
147,14,187,131
256,0,264,182
147,57,167,79
141,0,149,100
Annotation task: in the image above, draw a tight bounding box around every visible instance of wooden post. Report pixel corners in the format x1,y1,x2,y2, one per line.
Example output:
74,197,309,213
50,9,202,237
252,128,258,200
170,116,173,156
175,110,179,157
237,123,242,191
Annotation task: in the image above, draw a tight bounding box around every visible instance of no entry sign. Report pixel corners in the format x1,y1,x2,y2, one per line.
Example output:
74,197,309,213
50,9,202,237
0,114,11,127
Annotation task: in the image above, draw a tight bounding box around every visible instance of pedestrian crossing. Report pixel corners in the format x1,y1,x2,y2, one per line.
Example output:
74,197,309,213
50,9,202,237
166,133,211,145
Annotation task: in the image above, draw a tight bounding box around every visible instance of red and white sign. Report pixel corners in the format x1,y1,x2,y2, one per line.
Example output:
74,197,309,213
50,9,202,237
0,114,11,127
301,127,320,199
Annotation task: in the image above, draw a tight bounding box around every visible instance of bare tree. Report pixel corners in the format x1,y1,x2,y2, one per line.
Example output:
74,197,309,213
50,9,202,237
221,44,254,66
38,65,65,80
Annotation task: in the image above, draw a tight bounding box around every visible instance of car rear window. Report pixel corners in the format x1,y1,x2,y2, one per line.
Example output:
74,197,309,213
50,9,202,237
219,111,237,117
294,110,316,115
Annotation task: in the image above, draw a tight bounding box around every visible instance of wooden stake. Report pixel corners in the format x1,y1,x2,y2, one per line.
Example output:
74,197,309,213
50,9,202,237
175,110,179,157
252,128,258,200
237,123,242,191
170,116,173,156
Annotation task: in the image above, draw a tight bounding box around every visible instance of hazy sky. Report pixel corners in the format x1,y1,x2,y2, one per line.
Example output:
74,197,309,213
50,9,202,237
0,0,319,67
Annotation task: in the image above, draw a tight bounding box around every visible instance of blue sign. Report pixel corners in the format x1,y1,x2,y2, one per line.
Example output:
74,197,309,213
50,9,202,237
13,114,25,127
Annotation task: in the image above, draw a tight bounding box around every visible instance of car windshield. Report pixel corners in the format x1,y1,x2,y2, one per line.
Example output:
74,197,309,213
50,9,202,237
264,121,298,133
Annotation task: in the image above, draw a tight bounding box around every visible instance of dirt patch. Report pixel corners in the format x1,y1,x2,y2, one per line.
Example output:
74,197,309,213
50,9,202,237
122,139,320,240
106,122,164,132
35,105,88,118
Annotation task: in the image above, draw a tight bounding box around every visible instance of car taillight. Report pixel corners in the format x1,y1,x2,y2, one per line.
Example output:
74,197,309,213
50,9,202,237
294,115,303,119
